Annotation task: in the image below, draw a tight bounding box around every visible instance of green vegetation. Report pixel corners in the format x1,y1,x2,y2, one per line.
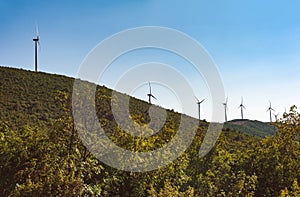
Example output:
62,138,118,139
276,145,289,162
0,66,299,196
225,119,276,137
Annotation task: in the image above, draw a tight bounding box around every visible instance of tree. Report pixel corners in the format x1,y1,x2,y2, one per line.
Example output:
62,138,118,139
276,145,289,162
251,106,300,196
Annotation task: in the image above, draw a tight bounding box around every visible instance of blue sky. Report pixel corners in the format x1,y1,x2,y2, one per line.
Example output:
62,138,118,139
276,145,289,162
1,0,300,122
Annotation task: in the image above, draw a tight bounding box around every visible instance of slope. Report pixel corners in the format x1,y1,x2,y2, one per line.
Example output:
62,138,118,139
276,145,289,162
225,119,277,137
2,66,298,197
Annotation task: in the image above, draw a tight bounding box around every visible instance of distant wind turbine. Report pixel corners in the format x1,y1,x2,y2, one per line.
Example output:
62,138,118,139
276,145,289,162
273,112,279,122
223,97,228,122
33,24,40,72
238,97,246,120
147,82,157,104
266,101,275,122
195,96,205,120
284,107,287,116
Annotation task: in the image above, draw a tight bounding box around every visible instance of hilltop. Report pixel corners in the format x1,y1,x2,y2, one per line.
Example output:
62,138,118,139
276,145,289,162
0,66,299,196
225,119,276,137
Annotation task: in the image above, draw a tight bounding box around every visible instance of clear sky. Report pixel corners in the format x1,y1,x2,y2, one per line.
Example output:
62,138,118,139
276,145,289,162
1,0,300,122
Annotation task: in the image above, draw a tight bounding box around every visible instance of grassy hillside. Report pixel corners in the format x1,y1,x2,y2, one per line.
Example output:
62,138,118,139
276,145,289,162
0,67,73,128
225,119,276,137
0,66,299,196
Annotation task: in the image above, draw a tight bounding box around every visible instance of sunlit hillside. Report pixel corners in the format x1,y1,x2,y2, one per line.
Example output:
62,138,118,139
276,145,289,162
0,66,299,196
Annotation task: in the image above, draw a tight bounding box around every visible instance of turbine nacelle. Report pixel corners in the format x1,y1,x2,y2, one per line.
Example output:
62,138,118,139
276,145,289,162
195,96,205,104
267,101,275,122
238,97,246,119
239,104,246,109
272,112,280,122
266,101,275,112
147,93,157,100
222,97,228,110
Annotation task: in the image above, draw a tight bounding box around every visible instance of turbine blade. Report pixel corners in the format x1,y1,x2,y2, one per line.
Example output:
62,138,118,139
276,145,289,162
200,99,205,104
151,95,157,100
35,22,41,50
194,96,199,102
35,22,39,37
35,25,38,36
148,81,152,94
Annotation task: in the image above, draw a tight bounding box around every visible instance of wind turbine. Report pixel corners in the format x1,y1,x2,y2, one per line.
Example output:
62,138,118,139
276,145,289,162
33,24,40,72
283,107,287,116
273,112,279,122
238,97,246,120
222,97,228,122
266,101,275,122
195,96,205,120
147,82,157,104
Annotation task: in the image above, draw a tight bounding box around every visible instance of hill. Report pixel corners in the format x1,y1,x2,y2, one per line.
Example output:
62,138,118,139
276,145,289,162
225,119,277,137
0,66,273,138
0,66,299,196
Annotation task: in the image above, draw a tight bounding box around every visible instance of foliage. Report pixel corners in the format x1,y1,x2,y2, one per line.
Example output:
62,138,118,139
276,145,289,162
0,66,299,196
225,119,276,137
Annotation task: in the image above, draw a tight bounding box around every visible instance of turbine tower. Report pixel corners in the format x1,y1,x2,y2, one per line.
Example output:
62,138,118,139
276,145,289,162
222,97,228,122
266,101,275,122
147,81,157,104
33,24,40,72
238,97,246,120
195,96,205,120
